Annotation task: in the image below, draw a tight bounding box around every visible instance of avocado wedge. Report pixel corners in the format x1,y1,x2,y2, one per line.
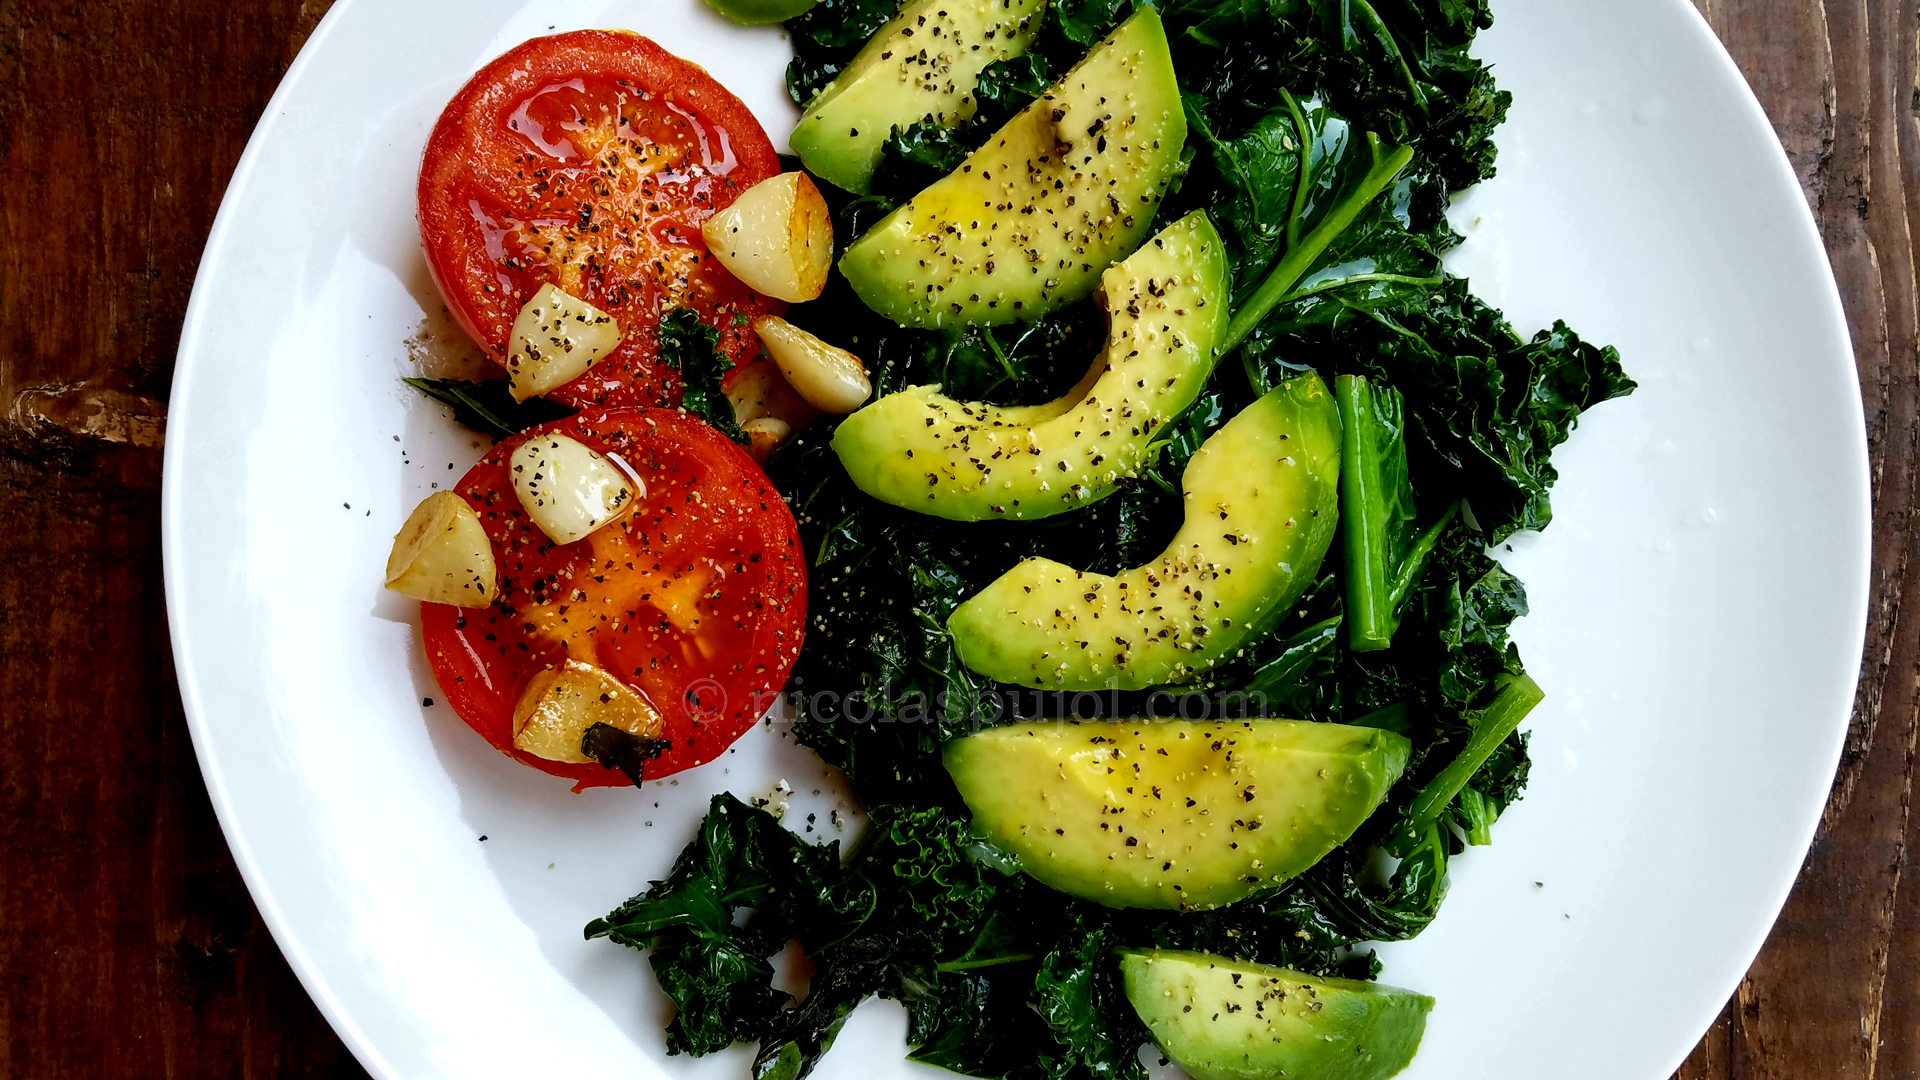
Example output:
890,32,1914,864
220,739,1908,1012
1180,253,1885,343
947,373,1340,691
944,719,1410,910
831,211,1228,522
839,6,1187,328
1121,949,1433,1080
789,0,1047,194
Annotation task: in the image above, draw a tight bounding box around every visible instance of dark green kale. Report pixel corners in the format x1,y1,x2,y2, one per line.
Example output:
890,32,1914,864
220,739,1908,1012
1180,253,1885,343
868,121,975,204
585,794,854,1055
1158,0,1510,191
579,723,670,787
783,0,899,106
970,54,1052,130
657,307,748,443
1245,277,1637,541
594,796,1178,1080
1047,0,1135,47
1335,376,1418,653
1033,928,1152,1080
598,0,1636,1073
402,377,570,438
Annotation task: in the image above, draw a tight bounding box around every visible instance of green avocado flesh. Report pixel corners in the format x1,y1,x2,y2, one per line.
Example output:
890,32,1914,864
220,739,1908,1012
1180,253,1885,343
789,0,1046,194
701,0,817,26
947,373,1341,690
1120,949,1433,1080
943,719,1410,910
839,7,1187,328
830,211,1227,521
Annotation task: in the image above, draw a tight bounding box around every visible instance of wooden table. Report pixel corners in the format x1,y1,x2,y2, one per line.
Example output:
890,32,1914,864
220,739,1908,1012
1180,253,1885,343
0,1,1908,1076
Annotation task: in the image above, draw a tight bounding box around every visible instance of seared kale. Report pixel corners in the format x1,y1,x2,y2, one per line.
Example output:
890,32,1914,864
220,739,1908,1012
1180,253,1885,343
657,307,748,444
1246,277,1636,541
598,1,1634,1074
402,377,569,438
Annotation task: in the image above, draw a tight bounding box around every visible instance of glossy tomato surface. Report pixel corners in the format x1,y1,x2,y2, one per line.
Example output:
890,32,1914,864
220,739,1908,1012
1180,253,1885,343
419,30,783,410
423,408,806,789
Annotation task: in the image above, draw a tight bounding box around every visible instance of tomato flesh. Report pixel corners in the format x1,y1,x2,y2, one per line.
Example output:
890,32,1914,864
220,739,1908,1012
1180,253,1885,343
419,31,783,409
422,408,807,789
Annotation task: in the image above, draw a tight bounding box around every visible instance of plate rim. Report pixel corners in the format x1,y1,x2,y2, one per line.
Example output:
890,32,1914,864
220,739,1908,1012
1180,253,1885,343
160,3,405,1076
159,0,1872,1076
1625,5,1866,1075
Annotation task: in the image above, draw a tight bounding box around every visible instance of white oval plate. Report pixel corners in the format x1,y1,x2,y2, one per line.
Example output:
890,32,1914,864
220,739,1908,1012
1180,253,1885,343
163,1,1867,1077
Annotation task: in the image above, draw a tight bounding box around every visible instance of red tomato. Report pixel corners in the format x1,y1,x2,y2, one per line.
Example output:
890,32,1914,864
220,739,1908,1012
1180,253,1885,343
422,408,807,789
418,31,783,410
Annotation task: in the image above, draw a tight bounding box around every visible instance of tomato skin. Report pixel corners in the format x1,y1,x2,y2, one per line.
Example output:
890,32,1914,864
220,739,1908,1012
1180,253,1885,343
422,409,807,789
419,31,783,410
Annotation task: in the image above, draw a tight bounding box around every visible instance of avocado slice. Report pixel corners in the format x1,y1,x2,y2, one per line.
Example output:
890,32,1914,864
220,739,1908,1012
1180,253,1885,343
701,0,817,26
943,719,1410,910
831,211,1227,521
840,7,1187,328
789,0,1047,194
948,373,1340,690
1120,949,1433,1080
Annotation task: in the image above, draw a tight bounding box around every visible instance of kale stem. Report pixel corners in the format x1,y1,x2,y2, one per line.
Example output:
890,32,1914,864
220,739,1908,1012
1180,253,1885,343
1280,88,1313,252
1281,272,1445,304
1349,0,1428,113
1457,787,1497,846
935,952,1037,973
1387,500,1461,611
1218,138,1415,357
1407,673,1545,827
980,325,1020,385
1336,375,1401,652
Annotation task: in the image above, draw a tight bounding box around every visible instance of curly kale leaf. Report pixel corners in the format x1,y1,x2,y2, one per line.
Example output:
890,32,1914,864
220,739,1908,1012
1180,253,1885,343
1301,816,1455,941
1247,277,1636,542
783,0,900,107
1161,0,1509,190
1034,929,1151,1080
907,967,1063,1079
402,377,570,438
658,307,747,443
585,794,850,1055
579,723,670,787
1049,0,1135,46
971,53,1053,131
869,121,976,204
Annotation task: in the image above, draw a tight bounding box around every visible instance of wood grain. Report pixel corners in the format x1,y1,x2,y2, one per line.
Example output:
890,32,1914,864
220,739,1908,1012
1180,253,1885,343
1674,0,1920,1078
0,0,1907,1077
0,1,365,1077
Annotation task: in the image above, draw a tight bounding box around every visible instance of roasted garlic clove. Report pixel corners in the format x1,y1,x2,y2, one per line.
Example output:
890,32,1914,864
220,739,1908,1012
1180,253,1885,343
509,433,636,545
752,316,872,414
506,283,622,402
701,173,833,303
511,660,664,764
384,491,498,607
741,416,792,463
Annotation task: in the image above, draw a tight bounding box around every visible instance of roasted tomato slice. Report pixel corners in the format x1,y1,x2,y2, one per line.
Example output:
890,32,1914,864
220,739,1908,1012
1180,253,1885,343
422,408,806,789
419,31,783,410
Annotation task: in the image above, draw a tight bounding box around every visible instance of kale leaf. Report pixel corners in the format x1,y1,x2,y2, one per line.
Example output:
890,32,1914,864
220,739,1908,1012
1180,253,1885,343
1034,927,1151,1080
868,121,975,204
1247,277,1637,541
402,377,570,438
658,307,748,443
971,54,1053,131
601,0,1639,1074
1160,0,1509,190
579,723,670,787
585,794,850,1055
783,0,899,107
